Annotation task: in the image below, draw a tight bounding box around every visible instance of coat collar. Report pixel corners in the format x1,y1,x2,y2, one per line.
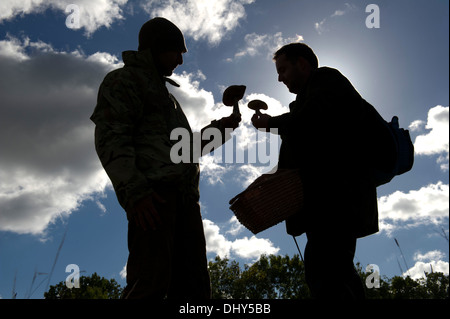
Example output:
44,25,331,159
122,49,157,72
122,49,180,87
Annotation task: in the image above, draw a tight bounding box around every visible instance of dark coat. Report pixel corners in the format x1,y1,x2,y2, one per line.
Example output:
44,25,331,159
269,67,387,238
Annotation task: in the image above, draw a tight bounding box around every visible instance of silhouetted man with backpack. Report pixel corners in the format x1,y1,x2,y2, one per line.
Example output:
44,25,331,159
252,43,403,299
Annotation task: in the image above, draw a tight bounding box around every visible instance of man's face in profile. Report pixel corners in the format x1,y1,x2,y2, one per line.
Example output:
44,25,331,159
156,50,184,76
275,54,311,94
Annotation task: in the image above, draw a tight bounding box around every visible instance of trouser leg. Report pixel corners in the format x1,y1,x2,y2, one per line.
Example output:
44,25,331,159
167,199,211,299
304,231,365,299
122,190,210,299
122,188,178,299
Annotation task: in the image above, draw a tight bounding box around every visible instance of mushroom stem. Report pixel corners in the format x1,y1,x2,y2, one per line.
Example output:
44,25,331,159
233,101,241,116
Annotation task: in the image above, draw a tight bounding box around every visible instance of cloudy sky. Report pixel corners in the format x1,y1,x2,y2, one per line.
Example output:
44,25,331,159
0,0,448,299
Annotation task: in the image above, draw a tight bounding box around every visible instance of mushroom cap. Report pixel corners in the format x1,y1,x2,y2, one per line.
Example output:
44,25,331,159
222,85,246,106
248,99,268,111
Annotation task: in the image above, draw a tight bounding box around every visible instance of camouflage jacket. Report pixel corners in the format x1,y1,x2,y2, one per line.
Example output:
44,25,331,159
91,49,220,210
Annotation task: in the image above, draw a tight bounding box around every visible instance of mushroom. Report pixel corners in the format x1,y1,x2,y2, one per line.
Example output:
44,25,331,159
223,85,246,116
248,99,268,116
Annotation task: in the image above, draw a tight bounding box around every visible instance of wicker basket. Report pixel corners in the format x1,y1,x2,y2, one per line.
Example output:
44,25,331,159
229,169,304,234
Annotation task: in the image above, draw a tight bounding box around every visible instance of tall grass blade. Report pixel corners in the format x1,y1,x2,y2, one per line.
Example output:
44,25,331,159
394,238,410,276
11,270,17,299
45,227,68,293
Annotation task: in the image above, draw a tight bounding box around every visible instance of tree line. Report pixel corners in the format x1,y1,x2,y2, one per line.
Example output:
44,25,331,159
44,254,449,299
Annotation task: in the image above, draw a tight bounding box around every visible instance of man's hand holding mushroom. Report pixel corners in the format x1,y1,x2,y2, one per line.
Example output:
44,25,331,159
249,99,271,132
251,113,271,131
220,85,246,130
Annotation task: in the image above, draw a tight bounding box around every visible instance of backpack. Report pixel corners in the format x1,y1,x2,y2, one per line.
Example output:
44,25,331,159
367,102,415,186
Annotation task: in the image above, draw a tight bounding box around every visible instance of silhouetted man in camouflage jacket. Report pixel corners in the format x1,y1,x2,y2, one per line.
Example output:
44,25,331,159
91,18,240,299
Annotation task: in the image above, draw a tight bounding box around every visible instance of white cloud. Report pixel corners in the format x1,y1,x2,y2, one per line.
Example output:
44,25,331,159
415,250,446,262
314,3,356,35
169,71,218,132
141,0,255,45
408,120,425,132
236,165,265,188
199,155,229,185
0,0,128,37
203,218,279,260
0,36,121,235
231,235,280,259
331,10,346,17
0,35,29,61
226,216,245,236
203,219,233,257
120,264,127,279
413,105,449,171
404,250,449,280
378,182,449,236
96,199,107,215
314,19,327,35
230,32,304,61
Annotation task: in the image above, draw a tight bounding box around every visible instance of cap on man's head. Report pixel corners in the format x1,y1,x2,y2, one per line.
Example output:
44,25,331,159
138,17,187,53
